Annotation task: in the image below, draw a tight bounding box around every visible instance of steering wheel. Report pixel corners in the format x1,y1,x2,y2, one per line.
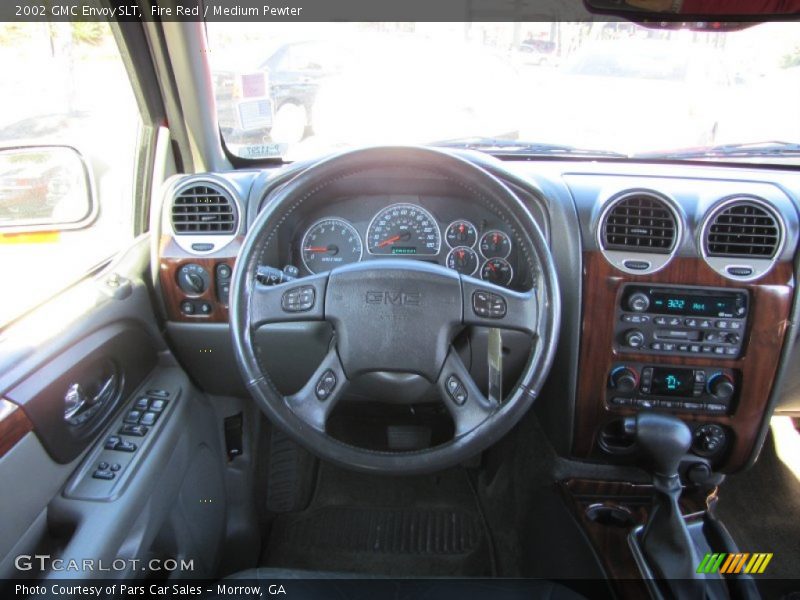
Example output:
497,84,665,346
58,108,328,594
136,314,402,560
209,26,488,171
230,146,560,474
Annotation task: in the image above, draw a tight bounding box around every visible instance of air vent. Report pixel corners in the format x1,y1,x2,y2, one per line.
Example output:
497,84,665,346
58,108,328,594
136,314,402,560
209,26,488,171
704,200,780,258
602,194,677,254
172,183,237,235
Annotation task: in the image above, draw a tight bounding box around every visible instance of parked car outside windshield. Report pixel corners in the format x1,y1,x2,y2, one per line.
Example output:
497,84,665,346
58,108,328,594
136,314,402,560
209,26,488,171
207,21,800,164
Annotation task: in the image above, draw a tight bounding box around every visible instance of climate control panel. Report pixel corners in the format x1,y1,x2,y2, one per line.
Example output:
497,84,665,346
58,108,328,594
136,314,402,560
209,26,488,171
614,284,748,358
607,363,738,415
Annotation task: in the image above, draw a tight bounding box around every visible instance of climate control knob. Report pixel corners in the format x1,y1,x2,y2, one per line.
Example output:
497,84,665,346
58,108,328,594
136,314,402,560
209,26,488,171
623,329,646,349
627,292,650,313
707,373,735,401
609,367,638,393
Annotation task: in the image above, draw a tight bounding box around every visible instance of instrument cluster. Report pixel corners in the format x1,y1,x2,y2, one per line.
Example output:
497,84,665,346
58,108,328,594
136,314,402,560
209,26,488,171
297,201,517,287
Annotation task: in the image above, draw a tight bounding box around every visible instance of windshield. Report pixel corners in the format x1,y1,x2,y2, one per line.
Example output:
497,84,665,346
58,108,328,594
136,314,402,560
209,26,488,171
207,22,800,163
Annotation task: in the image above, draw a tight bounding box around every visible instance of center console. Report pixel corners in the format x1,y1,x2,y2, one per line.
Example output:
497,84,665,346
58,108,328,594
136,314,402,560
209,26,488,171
574,253,793,473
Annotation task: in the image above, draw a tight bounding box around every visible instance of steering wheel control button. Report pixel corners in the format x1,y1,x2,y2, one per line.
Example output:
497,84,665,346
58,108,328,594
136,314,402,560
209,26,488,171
472,290,507,319
446,375,468,406
315,370,337,401
281,285,316,313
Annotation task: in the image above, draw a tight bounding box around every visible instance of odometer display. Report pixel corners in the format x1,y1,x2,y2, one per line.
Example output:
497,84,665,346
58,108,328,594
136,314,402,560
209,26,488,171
367,203,441,256
301,218,363,274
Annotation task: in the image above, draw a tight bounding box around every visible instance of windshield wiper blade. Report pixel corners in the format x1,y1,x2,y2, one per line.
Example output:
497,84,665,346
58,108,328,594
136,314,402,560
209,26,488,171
430,137,627,158
636,141,800,160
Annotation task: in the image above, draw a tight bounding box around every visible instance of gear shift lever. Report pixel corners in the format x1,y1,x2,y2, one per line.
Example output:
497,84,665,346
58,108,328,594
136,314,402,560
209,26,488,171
626,412,705,598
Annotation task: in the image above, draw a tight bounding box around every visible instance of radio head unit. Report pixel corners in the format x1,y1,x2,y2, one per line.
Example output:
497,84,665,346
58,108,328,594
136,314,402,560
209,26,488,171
614,285,749,358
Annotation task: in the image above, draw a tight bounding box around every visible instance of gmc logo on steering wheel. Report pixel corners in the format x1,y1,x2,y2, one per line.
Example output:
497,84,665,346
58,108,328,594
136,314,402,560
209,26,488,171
365,291,422,306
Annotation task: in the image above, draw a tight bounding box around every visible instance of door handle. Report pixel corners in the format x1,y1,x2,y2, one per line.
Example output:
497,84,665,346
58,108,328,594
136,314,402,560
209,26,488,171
64,367,120,426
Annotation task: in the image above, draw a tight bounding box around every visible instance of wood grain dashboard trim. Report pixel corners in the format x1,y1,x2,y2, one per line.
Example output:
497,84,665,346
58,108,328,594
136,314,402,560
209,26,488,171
158,235,241,323
574,252,794,472
0,399,33,457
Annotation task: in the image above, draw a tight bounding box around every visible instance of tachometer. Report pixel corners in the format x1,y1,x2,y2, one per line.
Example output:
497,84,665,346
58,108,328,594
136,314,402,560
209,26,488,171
301,218,363,274
367,203,441,256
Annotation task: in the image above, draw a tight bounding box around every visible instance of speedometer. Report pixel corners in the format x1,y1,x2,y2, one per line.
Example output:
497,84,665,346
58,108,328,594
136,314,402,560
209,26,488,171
366,203,441,256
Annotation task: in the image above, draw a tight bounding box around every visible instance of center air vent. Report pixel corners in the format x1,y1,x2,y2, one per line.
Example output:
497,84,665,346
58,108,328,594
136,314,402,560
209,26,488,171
704,200,781,259
602,193,678,254
171,183,237,235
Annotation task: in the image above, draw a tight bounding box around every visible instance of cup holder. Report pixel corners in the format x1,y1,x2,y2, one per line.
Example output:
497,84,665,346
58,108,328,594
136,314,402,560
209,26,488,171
585,503,636,528
597,418,637,455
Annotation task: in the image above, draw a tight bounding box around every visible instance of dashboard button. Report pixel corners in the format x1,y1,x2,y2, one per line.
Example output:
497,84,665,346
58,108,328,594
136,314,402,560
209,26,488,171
654,317,667,326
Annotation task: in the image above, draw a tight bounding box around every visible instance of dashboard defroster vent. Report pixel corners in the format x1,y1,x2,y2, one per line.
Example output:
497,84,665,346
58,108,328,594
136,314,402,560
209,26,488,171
704,201,781,259
601,193,677,255
171,183,237,235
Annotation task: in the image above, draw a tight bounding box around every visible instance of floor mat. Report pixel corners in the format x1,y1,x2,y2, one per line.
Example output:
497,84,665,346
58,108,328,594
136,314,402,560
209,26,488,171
715,425,800,597
262,464,494,576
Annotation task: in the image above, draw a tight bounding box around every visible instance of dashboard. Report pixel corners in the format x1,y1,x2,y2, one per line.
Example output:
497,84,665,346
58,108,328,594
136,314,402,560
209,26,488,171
155,151,800,476
293,197,522,287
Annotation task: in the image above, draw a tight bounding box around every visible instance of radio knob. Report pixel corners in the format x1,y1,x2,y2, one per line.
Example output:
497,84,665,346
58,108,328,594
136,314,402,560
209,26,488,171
708,373,735,401
610,367,638,392
627,292,651,313
623,329,646,349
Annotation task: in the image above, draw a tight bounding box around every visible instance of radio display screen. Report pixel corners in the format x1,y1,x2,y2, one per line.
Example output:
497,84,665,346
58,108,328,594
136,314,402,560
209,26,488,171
649,292,745,318
651,368,694,397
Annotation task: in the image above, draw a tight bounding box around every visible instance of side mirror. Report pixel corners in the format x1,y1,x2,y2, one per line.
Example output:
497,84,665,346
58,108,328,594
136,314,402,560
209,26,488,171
0,146,95,233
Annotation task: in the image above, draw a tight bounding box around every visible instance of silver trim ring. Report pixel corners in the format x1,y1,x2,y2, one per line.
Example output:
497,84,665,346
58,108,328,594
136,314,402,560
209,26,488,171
365,202,442,256
479,229,512,259
299,217,364,275
596,190,684,276
444,219,478,249
698,195,785,282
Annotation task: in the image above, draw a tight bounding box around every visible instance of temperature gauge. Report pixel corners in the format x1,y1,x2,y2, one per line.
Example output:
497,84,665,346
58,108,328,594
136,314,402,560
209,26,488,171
481,258,513,286
446,220,478,248
446,246,479,275
480,230,512,259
